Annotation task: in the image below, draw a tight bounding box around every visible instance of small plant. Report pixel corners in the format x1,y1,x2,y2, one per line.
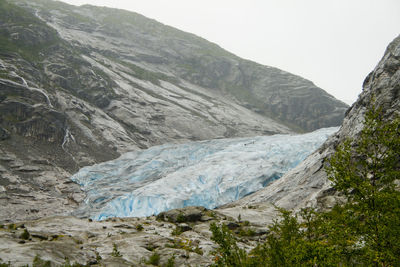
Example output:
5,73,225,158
146,252,160,266
194,246,204,255
95,250,102,262
111,243,122,257
0,258,11,267
237,214,241,223
176,213,185,223
165,255,175,267
20,228,30,240
73,238,83,245
33,255,51,267
145,244,156,251
171,226,182,236
207,211,217,218
238,228,256,237
136,224,144,231
7,224,15,230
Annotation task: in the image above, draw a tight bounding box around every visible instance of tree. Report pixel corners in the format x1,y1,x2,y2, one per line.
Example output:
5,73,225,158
326,104,400,266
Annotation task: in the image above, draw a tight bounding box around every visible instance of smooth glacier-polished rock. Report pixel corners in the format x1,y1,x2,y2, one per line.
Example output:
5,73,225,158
71,127,338,220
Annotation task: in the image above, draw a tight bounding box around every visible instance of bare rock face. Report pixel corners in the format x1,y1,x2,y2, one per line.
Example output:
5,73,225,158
220,34,400,222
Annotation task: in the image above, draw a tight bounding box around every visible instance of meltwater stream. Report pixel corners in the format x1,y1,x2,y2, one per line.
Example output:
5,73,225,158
71,127,338,220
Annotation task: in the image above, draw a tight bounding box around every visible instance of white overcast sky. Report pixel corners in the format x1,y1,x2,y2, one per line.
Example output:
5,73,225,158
60,0,399,105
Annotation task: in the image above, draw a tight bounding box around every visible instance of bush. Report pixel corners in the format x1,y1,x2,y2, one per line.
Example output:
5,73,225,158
146,252,160,266
19,229,30,240
136,224,144,231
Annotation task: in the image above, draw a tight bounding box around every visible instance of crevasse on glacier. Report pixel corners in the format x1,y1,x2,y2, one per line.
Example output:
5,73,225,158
71,127,338,220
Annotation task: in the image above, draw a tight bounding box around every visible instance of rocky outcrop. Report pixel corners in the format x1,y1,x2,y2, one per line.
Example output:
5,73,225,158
0,208,263,266
219,34,400,222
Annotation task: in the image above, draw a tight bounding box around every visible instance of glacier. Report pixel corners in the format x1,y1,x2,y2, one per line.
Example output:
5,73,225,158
71,127,338,220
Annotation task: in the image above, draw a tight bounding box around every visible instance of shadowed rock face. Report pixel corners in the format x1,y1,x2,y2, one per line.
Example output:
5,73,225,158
221,34,400,221
0,0,347,222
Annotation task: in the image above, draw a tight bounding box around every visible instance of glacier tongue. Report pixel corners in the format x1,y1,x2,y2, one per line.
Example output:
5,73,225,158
71,127,338,220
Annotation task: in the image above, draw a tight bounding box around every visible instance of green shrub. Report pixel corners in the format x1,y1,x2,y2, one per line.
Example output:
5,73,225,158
146,252,160,266
33,255,51,267
171,226,182,236
165,255,175,267
176,213,185,223
19,229,30,240
136,224,144,231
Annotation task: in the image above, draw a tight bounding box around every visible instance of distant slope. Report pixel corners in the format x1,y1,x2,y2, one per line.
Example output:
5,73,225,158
15,0,347,132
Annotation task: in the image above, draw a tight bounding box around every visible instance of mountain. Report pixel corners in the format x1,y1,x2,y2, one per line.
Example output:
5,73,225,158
0,34,397,265
0,0,397,264
0,0,347,222
219,34,400,224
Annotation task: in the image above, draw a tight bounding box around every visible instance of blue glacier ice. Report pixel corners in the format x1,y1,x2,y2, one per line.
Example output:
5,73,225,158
71,127,338,220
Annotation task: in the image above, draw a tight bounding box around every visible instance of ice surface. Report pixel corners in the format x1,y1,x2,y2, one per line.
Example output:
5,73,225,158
71,127,338,220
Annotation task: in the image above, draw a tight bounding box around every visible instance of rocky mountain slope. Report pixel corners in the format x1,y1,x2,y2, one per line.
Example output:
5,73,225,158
219,34,400,223
0,1,397,265
0,0,347,222
0,36,400,266
0,33,394,267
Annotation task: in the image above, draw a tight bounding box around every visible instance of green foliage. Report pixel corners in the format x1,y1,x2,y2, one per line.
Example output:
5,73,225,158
61,257,88,267
146,252,160,266
136,224,144,231
111,243,122,258
19,228,30,240
0,258,11,267
326,104,400,266
176,213,186,223
210,105,400,266
33,255,51,267
171,226,182,236
165,238,202,255
165,255,175,267
210,223,250,266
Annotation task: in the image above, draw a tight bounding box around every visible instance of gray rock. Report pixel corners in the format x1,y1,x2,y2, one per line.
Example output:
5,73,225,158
157,206,207,223
177,223,192,232
0,127,10,140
